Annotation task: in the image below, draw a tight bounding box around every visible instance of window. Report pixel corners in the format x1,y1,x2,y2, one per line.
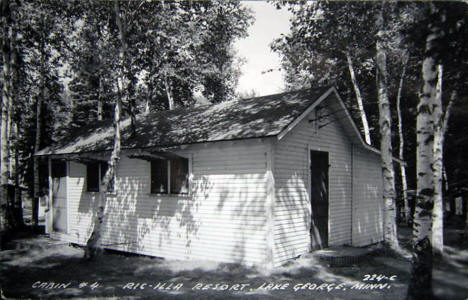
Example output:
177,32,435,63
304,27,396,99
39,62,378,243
151,159,168,194
171,157,189,194
51,160,67,178
151,157,189,194
86,162,114,192
86,162,100,192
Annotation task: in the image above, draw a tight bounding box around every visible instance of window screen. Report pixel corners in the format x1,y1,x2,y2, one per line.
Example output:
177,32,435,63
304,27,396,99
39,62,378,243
151,159,168,194
170,157,189,194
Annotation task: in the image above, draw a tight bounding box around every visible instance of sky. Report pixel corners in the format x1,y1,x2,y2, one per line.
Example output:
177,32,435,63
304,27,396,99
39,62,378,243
234,1,292,97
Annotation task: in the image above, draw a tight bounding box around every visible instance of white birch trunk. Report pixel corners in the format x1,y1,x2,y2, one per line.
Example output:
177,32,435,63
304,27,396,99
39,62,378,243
164,74,174,110
407,4,441,298
396,55,410,224
431,64,444,255
85,1,124,259
97,77,103,121
0,1,11,242
144,87,153,115
432,84,455,255
97,24,103,122
376,8,399,251
33,19,46,228
409,56,437,300
345,52,371,145
13,122,22,227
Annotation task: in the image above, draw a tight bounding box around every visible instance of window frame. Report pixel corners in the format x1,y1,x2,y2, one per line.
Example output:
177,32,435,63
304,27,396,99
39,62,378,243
86,161,115,193
86,162,100,192
150,159,169,194
150,155,190,195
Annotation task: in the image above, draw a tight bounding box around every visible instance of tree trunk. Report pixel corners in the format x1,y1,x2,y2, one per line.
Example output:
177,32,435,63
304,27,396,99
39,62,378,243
144,99,150,114
431,64,444,255
432,84,455,256
96,23,103,122
13,122,22,228
32,22,47,228
376,7,399,251
97,77,103,121
345,51,371,145
144,87,153,115
407,4,441,299
33,96,42,228
0,0,13,246
84,94,121,260
164,74,174,110
396,55,410,225
85,0,124,259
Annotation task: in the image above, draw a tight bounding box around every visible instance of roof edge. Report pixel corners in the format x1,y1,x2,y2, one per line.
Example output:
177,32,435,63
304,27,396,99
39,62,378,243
277,87,334,141
276,86,405,166
331,87,405,165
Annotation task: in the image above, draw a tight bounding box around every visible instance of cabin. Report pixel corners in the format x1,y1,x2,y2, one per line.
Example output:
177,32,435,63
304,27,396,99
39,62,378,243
35,86,385,268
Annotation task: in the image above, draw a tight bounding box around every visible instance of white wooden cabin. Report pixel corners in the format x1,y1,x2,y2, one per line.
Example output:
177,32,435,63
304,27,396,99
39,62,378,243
36,86,386,267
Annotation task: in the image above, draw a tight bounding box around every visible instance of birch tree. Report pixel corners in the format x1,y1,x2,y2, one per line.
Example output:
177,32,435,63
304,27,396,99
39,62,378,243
271,1,375,144
345,52,371,144
431,65,444,255
68,10,115,128
0,0,13,246
395,54,410,224
66,0,252,128
272,1,408,248
376,4,399,250
429,2,467,255
407,3,442,298
431,74,455,255
29,1,65,227
85,0,125,259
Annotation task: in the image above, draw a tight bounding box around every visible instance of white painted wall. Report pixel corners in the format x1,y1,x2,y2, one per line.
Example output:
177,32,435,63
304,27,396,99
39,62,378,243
272,99,354,266
50,97,383,267
352,145,384,246
52,140,270,266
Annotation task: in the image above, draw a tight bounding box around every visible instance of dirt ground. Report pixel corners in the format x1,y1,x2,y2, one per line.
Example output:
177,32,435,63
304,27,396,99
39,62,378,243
1,227,467,300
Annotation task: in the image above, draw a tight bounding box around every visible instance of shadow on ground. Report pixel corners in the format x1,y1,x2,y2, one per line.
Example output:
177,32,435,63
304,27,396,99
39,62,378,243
0,227,467,299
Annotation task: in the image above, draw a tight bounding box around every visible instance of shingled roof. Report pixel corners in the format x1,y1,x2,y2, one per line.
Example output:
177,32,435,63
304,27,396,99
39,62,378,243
36,86,338,156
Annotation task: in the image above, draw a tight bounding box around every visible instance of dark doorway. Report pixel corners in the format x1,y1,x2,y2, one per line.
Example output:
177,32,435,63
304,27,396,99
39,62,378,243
310,150,329,250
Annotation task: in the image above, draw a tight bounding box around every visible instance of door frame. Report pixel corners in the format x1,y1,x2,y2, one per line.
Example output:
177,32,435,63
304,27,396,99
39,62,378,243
307,146,330,249
48,158,69,234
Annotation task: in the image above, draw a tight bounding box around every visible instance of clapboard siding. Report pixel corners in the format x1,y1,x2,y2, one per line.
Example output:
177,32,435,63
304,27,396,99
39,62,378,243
52,140,269,266
273,100,353,266
352,145,384,246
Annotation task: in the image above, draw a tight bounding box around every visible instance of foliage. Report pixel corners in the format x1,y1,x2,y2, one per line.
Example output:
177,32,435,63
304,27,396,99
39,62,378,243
0,0,253,230
6,0,68,200
65,0,253,126
271,1,467,191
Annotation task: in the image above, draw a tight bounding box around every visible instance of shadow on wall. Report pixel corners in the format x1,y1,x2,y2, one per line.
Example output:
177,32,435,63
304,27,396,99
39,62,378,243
275,168,310,261
353,183,382,245
225,173,267,265
332,161,351,245
274,157,352,263
74,174,95,244
71,160,268,266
